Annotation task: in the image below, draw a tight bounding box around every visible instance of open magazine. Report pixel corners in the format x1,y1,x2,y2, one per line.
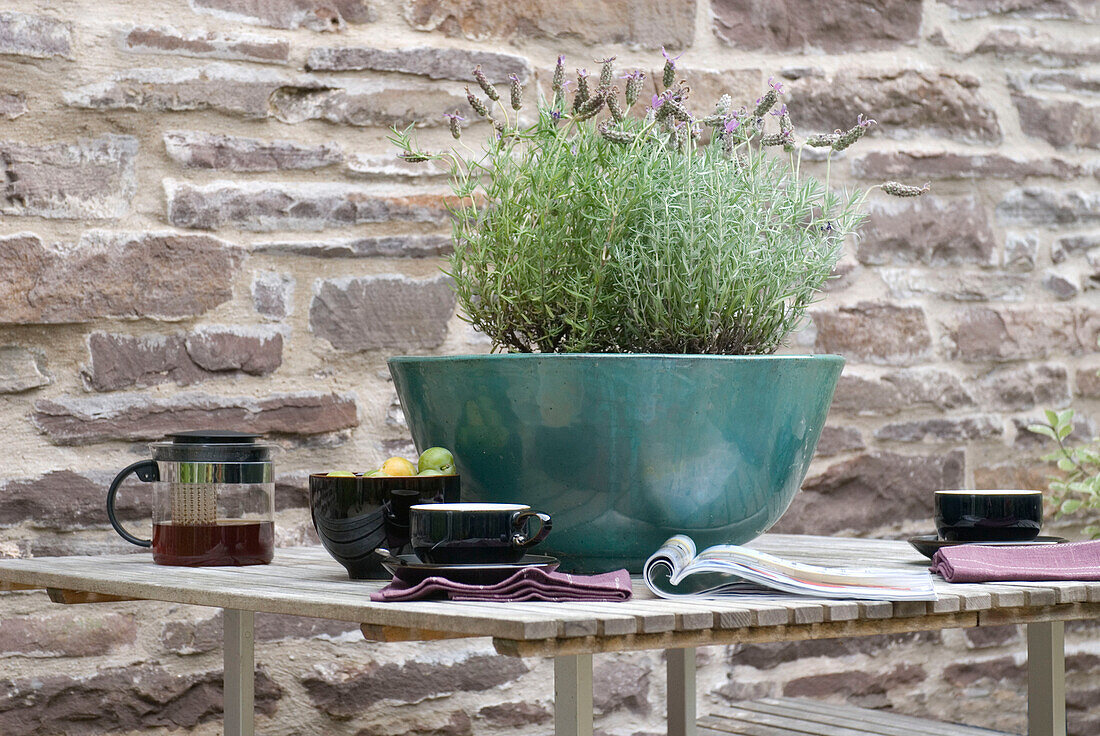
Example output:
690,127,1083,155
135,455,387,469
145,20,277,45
643,535,937,601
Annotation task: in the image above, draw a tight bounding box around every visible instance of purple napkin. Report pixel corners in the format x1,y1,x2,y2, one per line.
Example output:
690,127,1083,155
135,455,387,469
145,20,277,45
371,567,633,602
930,540,1100,583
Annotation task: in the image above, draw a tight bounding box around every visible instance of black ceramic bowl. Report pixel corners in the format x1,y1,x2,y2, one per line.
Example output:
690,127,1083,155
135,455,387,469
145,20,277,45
934,489,1043,542
309,473,460,579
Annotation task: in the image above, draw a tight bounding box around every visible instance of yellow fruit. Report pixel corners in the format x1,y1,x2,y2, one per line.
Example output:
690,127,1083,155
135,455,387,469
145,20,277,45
380,457,417,477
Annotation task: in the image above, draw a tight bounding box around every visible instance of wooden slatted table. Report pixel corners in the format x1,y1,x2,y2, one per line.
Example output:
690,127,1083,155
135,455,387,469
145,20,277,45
0,534,1093,736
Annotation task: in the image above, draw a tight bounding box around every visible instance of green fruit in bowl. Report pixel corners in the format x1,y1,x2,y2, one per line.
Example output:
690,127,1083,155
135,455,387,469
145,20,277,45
418,447,455,474
327,471,356,477
417,468,445,476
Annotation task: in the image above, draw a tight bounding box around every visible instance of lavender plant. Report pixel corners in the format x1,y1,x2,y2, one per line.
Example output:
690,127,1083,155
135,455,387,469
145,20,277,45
391,53,926,354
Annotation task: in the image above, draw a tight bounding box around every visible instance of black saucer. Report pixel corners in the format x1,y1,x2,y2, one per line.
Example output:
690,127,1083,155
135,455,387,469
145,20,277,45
379,553,560,585
908,534,1069,560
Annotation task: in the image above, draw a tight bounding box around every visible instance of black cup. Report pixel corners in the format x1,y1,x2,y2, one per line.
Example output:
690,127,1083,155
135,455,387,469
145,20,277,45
410,503,552,564
934,489,1043,542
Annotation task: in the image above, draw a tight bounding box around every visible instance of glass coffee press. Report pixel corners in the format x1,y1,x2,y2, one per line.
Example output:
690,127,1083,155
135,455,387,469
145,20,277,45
106,431,275,566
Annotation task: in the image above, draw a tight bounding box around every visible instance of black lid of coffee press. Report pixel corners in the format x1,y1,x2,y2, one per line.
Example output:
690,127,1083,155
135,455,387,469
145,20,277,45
152,431,273,463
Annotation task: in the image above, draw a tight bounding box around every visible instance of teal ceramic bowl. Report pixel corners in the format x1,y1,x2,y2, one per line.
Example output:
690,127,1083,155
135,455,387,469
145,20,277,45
388,354,843,573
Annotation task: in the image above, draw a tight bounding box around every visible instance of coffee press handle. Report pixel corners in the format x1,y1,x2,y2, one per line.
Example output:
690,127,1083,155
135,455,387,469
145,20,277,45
511,511,552,549
106,460,160,548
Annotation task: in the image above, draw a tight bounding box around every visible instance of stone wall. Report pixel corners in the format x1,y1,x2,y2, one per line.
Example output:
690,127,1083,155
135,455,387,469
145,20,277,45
0,0,1097,734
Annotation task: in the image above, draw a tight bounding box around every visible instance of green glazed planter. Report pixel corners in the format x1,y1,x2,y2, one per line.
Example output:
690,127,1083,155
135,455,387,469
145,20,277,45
388,354,843,573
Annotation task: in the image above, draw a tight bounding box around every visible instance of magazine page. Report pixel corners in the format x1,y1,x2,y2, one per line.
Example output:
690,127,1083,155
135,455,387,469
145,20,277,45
643,535,937,601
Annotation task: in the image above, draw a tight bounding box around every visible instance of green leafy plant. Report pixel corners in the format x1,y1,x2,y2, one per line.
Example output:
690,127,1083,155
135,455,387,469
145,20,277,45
392,53,926,354
1029,410,1100,538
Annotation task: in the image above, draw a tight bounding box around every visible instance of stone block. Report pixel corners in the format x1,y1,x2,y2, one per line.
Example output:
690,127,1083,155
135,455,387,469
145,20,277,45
0,92,26,119
1019,70,1100,94
190,0,375,31
306,45,529,82
1052,233,1100,263
1004,232,1039,270
593,660,650,714
32,391,358,444
255,234,452,258
120,25,289,64
252,271,294,320
973,460,1053,492
0,346,49,392
788,70,1000,143
1042,269,1080,300
402,0,695,49
0,231,243,324
164,130,343,170
310,274,455,351
783,664,924,699
477,702,552,728
1014,94,1100,149
1076,366,1100,397
997,188,1100,226
0,134,136,219
879,268,1028,302
0,470,144,528
161,610,358,654
977,363,1070,411
858,196,995,266
345,152,450,179
961,26,1100,66
965,625,1021,649
851,150,1085,180
66,64,330,120
302,654,527,717
811,302,932,365
184,326,283,374
0,11,71,59
0,665,280,733
729,631,940,670
941,306,1100,361
268,78,467,127
166,180,452,231
775,450,965,534
874,415,1003,442
814,426,864,456
712,0,920,53
944,656,1026,686
940,0,1098,20
0,610,136,657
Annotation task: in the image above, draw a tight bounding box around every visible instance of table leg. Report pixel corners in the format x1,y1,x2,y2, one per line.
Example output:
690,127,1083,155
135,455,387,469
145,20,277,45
667,647,697,736
554,653,593,736
1027,620,1066,736
224,609,255,736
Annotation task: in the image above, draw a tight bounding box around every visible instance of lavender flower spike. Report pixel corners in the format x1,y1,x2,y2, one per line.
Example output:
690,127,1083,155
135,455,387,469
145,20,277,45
573,69,590,113
509,74,522,111
832,114,877,151
552,55,565,93
623,70,645,108
444,112,464,140
661,47,682,90
597,56,616,88
607,85,625,122
881,181,930,197
465,86,489,118
472,65,499,101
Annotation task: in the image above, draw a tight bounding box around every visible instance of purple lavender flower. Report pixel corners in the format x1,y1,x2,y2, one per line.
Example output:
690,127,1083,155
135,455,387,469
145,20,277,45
597,56,616,88
768,76,784,95
508,73,522,111
724,117,740,135
622,70,645,108
857,113,877,128
661,46,682,89
552,55,565,93
444,112,464,139
770,104,788,119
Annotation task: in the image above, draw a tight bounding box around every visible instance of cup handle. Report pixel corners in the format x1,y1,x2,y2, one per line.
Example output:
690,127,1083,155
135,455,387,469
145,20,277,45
106,460,160,548
511,511,552,549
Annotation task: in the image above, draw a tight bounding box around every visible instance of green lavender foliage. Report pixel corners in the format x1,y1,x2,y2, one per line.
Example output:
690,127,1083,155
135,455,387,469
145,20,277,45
1028,366,1100,538
391,61,871,355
